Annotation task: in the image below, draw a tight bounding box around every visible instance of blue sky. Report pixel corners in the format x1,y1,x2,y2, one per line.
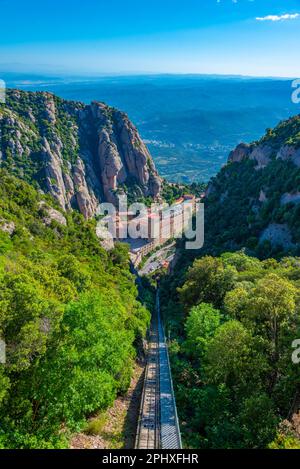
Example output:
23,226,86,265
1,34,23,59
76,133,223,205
0,0,299,77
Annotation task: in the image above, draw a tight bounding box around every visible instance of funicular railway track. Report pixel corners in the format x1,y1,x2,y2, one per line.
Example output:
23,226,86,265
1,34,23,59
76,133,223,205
135,312,160,449
135,291,182,449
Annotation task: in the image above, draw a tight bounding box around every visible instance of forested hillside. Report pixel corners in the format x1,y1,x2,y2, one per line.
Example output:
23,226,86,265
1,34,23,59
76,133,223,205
158,113,300,449
0,170,149,448
160,252,300,449
205,114,300,258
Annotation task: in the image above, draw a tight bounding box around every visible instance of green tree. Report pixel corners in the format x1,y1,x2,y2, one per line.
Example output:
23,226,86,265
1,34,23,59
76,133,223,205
179,256,236,310
205,320,268,391
184,303,221,360
238,394,278,448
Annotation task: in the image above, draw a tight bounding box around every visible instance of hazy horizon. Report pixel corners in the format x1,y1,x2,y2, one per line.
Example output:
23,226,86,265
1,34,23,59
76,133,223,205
1,69,298,83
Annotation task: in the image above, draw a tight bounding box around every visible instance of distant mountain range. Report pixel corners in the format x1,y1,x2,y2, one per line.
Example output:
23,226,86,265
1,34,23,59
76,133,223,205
2,73,299,183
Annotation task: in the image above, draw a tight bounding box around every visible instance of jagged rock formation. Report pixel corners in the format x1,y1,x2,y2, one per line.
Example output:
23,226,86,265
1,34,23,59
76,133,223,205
0,90,162,218
205,113,300,255
229,142,300,170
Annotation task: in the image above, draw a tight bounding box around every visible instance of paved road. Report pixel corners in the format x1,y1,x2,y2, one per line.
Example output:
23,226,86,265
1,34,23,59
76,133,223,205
139,243,176,276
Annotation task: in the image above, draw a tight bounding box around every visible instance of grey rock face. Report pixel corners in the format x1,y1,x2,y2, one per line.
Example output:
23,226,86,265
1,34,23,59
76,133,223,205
39,202,67,226
259,223,294,249
96,125,125,204
42,94,56,124
90,102,162,204
276,145,300,167
281,192,300,206
229,143,272,169
228,143,252,163
43,137,69,210
250,145,272,169
259,189,268,203
0,219,15,236
230,141,300,171
73,158,99,219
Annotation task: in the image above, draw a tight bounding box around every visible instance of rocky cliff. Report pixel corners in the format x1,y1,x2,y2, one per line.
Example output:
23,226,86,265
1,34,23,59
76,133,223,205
0,90,162,218
205,113,300,256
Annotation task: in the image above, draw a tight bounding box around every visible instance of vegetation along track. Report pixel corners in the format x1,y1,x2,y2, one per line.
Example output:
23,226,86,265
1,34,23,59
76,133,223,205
135,291,182,449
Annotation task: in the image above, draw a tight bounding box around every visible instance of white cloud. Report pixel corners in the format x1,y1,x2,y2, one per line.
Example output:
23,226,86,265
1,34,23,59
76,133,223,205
256,13,299,22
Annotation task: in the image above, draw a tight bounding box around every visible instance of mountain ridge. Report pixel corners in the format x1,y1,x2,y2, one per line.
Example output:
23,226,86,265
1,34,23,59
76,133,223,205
205,113,300,257
0,89,162,218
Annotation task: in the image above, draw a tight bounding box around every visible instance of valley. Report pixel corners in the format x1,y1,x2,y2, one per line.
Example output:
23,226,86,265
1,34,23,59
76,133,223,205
0,88,300,450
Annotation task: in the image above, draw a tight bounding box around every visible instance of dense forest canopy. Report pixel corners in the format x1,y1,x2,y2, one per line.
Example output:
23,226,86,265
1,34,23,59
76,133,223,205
160,252,300,449
154,113,300,449
0,170,150,448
